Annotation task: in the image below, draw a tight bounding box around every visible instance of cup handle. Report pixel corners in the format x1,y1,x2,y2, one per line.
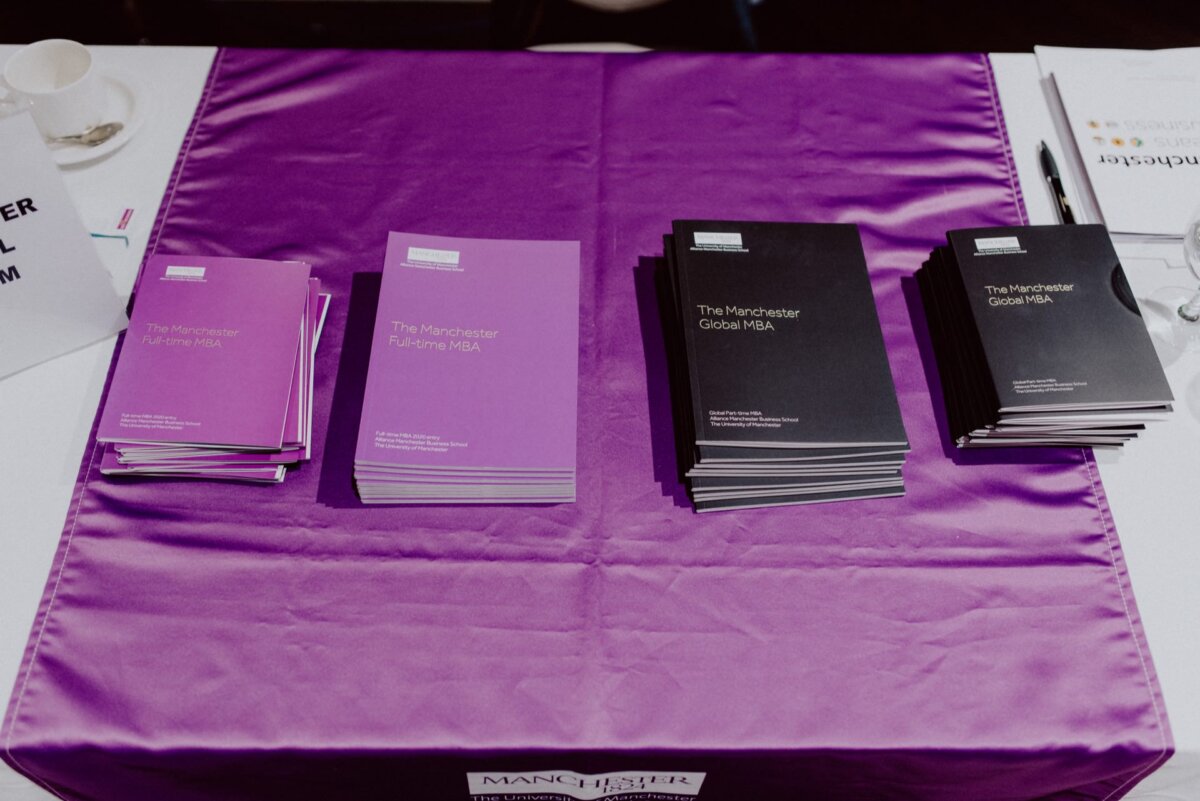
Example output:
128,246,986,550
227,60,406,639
0,76,30,115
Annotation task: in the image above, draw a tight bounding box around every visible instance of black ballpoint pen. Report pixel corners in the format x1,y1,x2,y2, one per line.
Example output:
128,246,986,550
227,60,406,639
1039,140,1076,224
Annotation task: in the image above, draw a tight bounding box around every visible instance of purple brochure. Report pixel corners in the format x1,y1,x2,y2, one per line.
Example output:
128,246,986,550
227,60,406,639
114,446,306,466
355,232,580,472
100,448,286,483
98,256,311,449
305,293,331,459
281,299,309,448
282,282,322,448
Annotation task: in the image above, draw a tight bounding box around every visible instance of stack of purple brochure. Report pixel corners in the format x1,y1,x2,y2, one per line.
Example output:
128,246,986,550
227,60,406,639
97,255,330,483
354,232,580,504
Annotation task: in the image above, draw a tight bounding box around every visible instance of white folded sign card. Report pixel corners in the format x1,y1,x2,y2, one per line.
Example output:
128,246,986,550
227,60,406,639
0,111,127,379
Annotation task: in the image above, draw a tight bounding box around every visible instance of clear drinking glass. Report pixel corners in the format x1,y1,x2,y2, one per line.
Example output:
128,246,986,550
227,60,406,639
1179,207,1200,322
1144,203,1200,361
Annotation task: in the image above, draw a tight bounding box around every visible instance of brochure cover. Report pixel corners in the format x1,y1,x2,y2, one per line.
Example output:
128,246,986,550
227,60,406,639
355,232,580,474
97,255,311,449
671,220,908,449
946,225,1174,413
0,112,128,379
101,290,329,482
1036,46,1200,239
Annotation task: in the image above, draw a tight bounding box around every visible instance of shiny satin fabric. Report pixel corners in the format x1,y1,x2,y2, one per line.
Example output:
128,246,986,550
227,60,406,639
2,50,1171,801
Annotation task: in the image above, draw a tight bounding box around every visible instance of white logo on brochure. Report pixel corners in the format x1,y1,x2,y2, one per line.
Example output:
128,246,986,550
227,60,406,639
407,246,461,265
164,266,206,278
163,265,207,280
693,232,743,247
973,236,1022,253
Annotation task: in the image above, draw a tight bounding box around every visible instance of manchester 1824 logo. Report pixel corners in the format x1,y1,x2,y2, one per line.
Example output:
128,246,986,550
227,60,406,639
466,770,707,801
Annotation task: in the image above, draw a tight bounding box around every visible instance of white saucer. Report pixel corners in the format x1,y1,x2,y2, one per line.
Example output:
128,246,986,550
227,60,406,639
50,68,151,167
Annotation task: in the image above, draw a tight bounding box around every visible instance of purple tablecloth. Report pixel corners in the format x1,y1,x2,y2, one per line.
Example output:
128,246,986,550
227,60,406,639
2,50,1171,801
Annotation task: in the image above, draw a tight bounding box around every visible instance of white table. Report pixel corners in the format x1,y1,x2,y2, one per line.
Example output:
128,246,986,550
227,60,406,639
0,47,1195,801
0,44,218,801
992,52,1200,800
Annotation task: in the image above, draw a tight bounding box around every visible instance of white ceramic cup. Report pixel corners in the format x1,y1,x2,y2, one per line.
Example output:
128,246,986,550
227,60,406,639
0,40,106,139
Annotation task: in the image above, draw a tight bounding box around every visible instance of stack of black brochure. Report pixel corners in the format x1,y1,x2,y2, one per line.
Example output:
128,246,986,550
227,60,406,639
918,224,1173,448
660,220,910,512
